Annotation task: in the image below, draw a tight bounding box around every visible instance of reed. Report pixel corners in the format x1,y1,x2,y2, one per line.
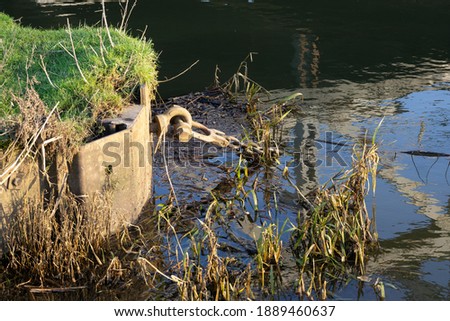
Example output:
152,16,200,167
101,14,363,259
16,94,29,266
216,54,301,167
291,128,381,299
2,189,111,286
175,200,254,301
254,222,285,292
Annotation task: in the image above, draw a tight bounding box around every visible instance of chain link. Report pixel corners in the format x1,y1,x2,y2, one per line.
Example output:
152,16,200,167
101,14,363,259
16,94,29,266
152,105,278,158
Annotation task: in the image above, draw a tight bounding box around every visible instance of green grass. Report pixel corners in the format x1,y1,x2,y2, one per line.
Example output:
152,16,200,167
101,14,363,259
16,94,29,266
0,13,157,123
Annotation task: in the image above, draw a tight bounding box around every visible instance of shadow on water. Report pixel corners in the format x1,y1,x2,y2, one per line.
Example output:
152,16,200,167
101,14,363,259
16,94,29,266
1,0,449,300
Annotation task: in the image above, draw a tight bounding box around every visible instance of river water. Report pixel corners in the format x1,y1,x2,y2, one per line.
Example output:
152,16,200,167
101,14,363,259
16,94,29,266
0,0,449,300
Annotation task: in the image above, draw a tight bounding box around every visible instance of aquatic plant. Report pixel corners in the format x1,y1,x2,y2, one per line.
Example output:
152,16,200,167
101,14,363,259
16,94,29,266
215,53,301,167
254,222,285,292
175,200,254,301
291,127,381,299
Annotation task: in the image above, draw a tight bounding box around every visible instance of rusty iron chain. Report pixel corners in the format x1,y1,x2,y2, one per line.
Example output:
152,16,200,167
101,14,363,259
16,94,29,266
152,105,279,158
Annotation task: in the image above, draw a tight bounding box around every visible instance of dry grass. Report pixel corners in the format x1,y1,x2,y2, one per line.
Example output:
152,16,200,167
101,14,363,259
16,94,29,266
3,189,111,286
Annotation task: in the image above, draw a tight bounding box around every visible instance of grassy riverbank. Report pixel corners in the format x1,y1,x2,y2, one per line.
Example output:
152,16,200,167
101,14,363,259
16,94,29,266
0,12,158,297
0,12,157,145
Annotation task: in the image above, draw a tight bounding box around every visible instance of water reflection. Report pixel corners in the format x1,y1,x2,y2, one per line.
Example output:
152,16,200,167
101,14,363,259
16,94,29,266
294,32,320,88
369,216,450,300
290,83,450,218
6,0,450,96
281,81,450,299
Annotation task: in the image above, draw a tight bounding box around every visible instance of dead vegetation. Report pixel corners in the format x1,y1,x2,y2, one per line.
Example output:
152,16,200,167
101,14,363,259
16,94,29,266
4,190,111,286
134,55,382,301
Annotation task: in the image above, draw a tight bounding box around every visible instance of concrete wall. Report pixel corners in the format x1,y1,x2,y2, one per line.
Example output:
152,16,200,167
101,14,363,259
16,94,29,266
0,85,153,253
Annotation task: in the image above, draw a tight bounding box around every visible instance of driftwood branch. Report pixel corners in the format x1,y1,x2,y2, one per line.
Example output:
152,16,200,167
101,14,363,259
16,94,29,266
402,150,450,158
25,285,87,293
119,0,138,32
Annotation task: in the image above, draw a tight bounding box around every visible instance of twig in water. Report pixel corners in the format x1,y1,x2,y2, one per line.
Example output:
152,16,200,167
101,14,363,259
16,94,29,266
159,60,200,84
402,150,450,157
26,286,87,293
137,257,183,284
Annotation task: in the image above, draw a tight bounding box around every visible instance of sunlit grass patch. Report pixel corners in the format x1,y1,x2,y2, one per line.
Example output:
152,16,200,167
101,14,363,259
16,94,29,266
0,12,157,143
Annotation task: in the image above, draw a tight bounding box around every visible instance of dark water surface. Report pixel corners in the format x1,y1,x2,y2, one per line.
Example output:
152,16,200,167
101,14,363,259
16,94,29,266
1,0,449,300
